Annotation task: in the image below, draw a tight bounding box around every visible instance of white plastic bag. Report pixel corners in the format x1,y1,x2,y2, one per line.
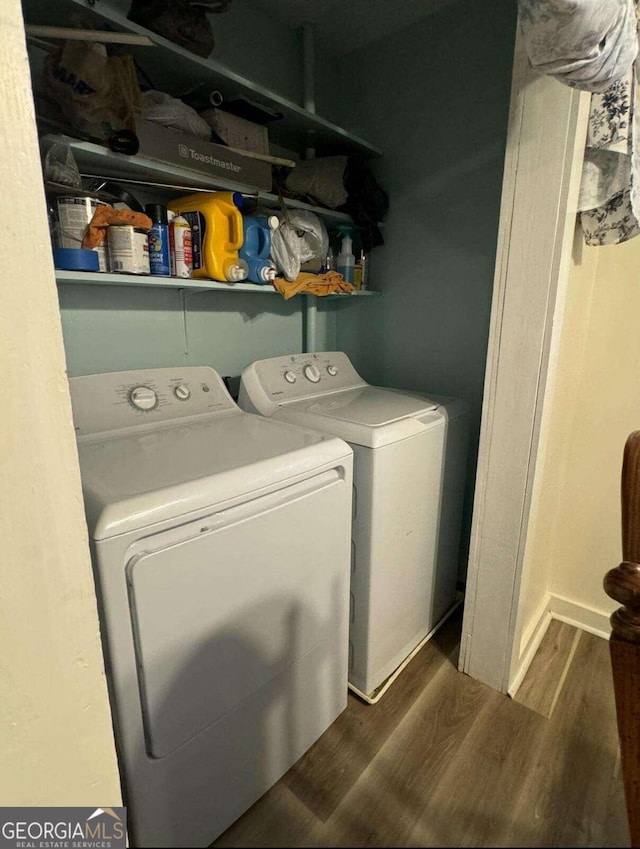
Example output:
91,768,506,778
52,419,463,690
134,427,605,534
271,210,329,281
43,143,82,188
140,90,212,140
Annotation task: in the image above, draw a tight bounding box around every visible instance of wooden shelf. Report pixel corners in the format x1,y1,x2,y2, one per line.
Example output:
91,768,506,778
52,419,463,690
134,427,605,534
25,0,382,159
55,270,381,300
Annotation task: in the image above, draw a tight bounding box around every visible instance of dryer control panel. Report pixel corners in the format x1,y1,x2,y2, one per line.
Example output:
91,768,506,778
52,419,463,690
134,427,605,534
239,352,368,417
70,366,237,436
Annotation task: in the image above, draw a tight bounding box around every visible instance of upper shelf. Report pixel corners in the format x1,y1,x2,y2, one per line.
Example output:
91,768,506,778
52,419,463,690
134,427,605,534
41,133,355,225
23,0,383,159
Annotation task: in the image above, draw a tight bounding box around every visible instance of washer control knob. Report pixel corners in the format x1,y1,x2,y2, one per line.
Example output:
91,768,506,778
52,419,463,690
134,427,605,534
130,386,157,411
174,384,191,401
284,371,297,384
327,365,338,376
303,364,321,383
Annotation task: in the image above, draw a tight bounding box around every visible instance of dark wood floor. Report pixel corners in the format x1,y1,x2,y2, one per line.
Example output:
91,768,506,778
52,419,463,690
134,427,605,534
212,614,629,847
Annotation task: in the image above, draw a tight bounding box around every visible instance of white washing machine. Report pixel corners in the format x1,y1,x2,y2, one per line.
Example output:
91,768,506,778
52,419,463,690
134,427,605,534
239,352,470,702
68,366,353,848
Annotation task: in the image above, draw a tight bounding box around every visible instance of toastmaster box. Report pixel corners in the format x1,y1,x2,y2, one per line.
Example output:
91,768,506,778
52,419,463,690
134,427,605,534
134,118,272,190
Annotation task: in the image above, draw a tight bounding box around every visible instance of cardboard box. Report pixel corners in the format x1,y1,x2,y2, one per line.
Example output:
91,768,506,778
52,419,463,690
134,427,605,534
200,108,269,156
134,118,272,190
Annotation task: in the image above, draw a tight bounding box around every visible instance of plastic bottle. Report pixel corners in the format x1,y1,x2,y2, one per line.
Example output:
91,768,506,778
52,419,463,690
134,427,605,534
239,215,278,284
168,213,193,278
167,191,249,283
146,203,171,276
324,245,335,272
336,230,355,284
354,249,367,290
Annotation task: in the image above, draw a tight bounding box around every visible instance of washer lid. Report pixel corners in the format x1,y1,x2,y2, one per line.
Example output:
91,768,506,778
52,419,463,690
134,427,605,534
275,387,444,449
285,386,438,426
78,411,351,540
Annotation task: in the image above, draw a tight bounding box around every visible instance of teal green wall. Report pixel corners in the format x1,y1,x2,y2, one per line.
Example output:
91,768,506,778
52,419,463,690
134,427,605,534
320,0,515,413
58,285,335,379
207,3,302,103
318,0,516,565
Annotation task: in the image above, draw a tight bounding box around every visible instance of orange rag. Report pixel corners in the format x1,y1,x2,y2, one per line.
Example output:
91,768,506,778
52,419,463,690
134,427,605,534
81,205,153,249
273,270,355,300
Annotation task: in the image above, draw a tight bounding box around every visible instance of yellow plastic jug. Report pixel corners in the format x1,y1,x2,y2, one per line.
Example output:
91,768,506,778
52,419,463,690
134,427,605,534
167,191,249,282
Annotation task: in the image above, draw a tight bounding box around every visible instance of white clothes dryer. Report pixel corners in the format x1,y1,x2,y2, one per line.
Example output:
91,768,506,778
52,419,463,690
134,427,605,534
69,366,353,848
239,352,469,702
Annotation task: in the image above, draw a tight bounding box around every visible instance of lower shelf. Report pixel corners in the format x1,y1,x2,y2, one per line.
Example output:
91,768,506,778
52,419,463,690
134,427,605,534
55,270,381,300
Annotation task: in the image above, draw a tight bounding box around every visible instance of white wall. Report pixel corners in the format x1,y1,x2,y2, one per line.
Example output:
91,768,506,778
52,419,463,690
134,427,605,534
512,222,640,684
0,0,121,805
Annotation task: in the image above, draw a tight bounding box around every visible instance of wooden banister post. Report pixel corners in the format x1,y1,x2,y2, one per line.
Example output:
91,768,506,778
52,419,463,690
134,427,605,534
604,431,640,848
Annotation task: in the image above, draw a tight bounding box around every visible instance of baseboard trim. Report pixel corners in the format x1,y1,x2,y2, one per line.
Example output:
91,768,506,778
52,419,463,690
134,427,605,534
548,594,611,640
508,594,552,698
508,592,613,697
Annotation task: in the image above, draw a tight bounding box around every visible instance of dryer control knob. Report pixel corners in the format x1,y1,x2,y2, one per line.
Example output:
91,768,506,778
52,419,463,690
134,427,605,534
130,386,158,411
303,364,321,383
327,365,338,376
284,371,297,384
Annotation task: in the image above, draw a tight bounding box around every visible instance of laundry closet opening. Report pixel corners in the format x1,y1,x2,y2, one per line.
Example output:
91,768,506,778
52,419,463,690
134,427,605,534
25,0,516,587
18,0,517,843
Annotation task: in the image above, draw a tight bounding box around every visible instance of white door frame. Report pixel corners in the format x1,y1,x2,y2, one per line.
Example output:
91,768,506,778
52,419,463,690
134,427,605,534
2,0,122,802
459,35,591,692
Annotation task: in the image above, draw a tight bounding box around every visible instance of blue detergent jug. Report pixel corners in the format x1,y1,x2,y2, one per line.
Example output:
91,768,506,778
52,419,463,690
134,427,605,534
240,215,278,284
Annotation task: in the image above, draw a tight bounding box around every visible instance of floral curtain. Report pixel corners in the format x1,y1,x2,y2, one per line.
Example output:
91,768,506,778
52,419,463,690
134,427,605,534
518,0,640,245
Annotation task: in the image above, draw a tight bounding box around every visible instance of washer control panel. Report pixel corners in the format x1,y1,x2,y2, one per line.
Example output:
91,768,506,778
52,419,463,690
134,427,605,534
69,366,237,436
242,352,367,409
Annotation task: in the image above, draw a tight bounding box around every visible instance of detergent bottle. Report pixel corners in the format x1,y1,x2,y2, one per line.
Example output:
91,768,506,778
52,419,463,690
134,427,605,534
167,191,249,282
239,215,278,284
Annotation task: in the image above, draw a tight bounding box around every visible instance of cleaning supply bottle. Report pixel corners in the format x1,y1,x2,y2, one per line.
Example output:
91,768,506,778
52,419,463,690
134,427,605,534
354,248,367,290
336,227,355,284
239,215,278,284
322,244,335,273
167,191,249,283
168,212,193,278
146,203,171,276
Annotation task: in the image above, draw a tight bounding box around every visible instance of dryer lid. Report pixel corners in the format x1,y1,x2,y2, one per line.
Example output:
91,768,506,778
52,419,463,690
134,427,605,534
78,412,351,539
284,386,438,427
